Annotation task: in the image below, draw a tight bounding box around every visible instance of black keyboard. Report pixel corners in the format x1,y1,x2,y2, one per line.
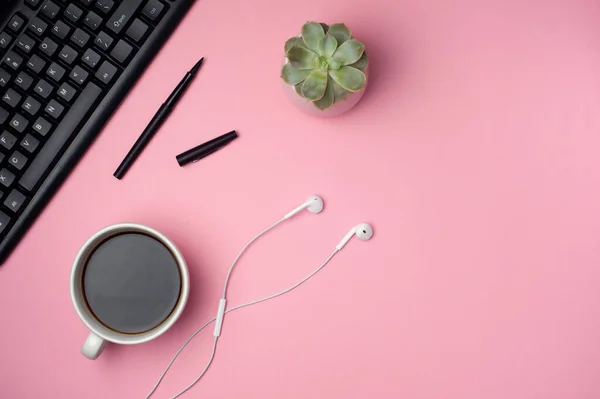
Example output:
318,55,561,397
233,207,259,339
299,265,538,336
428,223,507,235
0,0,194,264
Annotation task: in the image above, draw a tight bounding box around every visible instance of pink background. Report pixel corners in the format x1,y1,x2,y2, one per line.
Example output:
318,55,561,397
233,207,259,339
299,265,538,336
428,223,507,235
2,0,600,398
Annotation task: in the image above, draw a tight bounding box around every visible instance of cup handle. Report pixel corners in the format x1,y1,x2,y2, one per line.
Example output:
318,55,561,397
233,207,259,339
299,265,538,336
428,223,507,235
82,331,106,360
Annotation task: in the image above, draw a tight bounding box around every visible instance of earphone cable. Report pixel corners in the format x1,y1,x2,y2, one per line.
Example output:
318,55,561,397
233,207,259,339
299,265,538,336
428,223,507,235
144,248,339,399
170,336,218,399
222,219,285,299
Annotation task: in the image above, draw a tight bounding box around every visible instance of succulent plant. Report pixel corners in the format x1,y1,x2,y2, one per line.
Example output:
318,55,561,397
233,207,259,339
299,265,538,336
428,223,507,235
281,21,368,110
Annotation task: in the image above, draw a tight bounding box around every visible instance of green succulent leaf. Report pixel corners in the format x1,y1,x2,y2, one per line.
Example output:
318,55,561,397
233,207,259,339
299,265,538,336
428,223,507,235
318,34,338,58
332,39,365,65
327,23,351,45
327,58,342,70
330,79,350,103
313,77,335,110
281,63,311,85
285,37,305,52
286,46,318,69
350,51,368,70
301,21,325,52
320,23,329,33
329,66,366,92
294,83,304,97
301,68,328,101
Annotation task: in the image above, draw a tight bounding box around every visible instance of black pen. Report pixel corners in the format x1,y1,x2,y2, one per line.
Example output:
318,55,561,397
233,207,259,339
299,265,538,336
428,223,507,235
113,57,204,179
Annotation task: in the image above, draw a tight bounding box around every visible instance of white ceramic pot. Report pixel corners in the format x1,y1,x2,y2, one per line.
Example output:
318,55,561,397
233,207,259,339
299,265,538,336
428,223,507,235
282,62,369,118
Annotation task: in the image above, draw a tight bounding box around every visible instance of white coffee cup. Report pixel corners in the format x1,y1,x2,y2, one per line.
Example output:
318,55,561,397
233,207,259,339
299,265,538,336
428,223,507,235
70,223,190,360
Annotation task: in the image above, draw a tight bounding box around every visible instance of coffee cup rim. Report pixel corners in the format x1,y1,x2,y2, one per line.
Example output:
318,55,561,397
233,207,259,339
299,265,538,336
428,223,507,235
70,223,190,345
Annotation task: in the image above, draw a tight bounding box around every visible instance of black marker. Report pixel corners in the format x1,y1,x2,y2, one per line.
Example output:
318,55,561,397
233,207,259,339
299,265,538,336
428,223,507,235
176,131,238,167
114,57,204,179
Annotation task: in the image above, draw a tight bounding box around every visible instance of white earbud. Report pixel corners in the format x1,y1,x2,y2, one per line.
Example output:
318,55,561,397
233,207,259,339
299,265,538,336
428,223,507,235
283,195,324,219
336,223,374,250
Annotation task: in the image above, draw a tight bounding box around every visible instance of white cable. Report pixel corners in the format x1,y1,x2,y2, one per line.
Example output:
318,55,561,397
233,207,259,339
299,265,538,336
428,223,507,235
144,249,339,399
222,219,285,299
145,219,283,399
226,250,337,313
170,337,217,399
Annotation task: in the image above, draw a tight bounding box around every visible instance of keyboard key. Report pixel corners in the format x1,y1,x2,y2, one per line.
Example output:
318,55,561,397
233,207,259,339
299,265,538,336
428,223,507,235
71,28,90,48
33,117,51,136
3,52,23,71
41,2,60,20
57,83,77,102
25,0,42,9
2,89,21,108
27,55,46,74
58,45,78,65
20,134,39,153
15,72,34,91
0,211,11,234
95,0,115,14
8,151,27,171
16,34,35,54
65,4,84,23
46,62,66,82
95,61,117,84
9,114,28,133
0,32,12,50
110,40,133,64
142,0,165,21
0,131,17,150
51,20,70,40
40,37,59,57
45,99,64,119
0,108,8,124
20,83,101,191
82,49,101,69
34,79,53,99
0,69,10,87
8,15,26,33
84,11,102,31
4,189,26,212
0,169,15,188
22,96,41,116
94,31,113,51
126,19,148,43
107,0,144,34
69,65,89,85
29,18,48,37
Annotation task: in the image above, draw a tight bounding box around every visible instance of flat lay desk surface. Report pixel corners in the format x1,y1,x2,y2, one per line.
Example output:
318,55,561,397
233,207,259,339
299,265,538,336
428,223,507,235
2,1,600,398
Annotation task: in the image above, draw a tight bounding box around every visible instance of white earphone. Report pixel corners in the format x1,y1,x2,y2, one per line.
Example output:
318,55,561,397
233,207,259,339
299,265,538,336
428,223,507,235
336,222,374,250
283,195,325,219
146,195,373,399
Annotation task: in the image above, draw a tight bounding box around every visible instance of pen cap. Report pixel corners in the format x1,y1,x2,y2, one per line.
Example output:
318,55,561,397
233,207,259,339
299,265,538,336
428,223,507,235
176,131,238,166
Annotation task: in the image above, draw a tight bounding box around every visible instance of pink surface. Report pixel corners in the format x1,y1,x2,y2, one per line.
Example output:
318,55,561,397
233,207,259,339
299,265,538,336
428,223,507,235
2,0,600,398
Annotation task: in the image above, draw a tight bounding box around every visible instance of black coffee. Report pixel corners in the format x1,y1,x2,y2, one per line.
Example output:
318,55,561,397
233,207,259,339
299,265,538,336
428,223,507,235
82,232,182,334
